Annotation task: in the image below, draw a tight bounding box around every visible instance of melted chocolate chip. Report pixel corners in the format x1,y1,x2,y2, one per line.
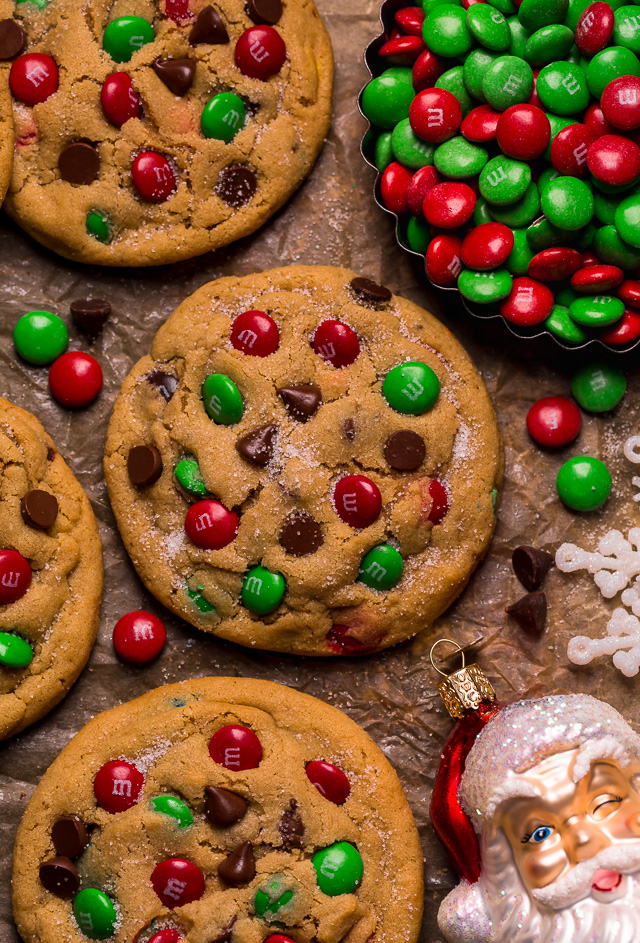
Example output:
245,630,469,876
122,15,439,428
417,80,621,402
127,446,163,488
277,384,322,422
39,857,79,898
384,430,426,471
152,57,196,96
204,786,248,827
235,424,277,467
58,142,100,186
512,546,554,591
246,0,282,24
21,490,58,530
349,277,392,307
217,164,257,207
280,513,323,556
189,4,229,43
506,591,547,635
52,816,89,859
70,298,111,343
0,19,24,59
147,371,178,401
209,917,237,943
218,840,256,886
343,418,356,441
279,798,304,848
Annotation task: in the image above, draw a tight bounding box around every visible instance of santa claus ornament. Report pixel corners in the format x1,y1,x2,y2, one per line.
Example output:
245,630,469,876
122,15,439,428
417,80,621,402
429,640,640,943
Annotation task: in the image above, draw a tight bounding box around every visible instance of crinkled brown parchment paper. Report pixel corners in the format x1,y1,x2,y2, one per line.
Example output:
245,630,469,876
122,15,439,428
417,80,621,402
1,2,640,939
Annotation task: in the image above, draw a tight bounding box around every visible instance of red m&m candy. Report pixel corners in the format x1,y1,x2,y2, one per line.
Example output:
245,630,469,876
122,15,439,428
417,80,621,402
423,182,476,229
618,280,640,309
184,499,239,550
428,479,449,525
587,135,640,187
461,222,513,270
378,35,425,66
571,264,624,292
500,277,554,326
584,103,613,138
426,234,462,286
151,859,205,908
601,76,640,132
306,761,351,805
326,624,378,655
94,760,144,813
112,610,166,663
496,105,550,161
235,26,286,80
407,165,440,215
461,105,500,143
411,48,445,92
575,2,614,56
313,320,360,368
380,161,412,214
209,724,262,769
101,72,141,127
333,474,382,529
550,123,596,177
231,310,279,356
0,549,31,605
526,396,581,448
132,151,177,202
148,931,182,943
163,0,191,22
49,352,103,408
395,7,425,35
528,248,582,282
409,88,461,144
10,53,58,106
264,936,295,943
600,307,640,345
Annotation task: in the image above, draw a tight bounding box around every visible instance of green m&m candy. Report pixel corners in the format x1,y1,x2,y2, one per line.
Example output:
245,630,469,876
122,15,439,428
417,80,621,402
150,794,194,828
86,211,112,243
174,457,208,497
391,119,435,169
359,544,404,590
489,0,517,15
526,216,569,251
613,5,640,53
436,66,475,116
545,304,587,344
586,46,640,98
361,72,414,129
565,0,591,30
434,136,489,179
73,888,118,940
464,49,499,101
536,61,589,114
103,16,154,62
474,197,493,225
557,456,612,511
507,16,530,57
466,5,510,50
13,311,68,365
540,176,594,230
524,25,574,66
242,565,285,615
571,363,626,412
594,188,625,225
479,156,531,204
518,0,568,31
202,374,243,424
506,228,535,275
383,362,440,414
488,182,540,225
0,632,33,668
614,193,640,247
423,4,473,56
405,216,431,254
185,581,217,614
569,294,625,326
458,268,513,303
254,876,294,920
201,92,246,142
374,131,394,171
313,842,364,896
482,56,534,110
594,225,640,267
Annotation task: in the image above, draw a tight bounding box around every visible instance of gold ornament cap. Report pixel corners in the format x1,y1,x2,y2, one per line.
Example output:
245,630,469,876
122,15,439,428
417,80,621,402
430,639,496,720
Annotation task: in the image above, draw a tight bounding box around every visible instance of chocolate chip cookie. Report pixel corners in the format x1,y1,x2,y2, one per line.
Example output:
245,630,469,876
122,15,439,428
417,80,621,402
104,266,503,656
3,0,332,265
13,676,424,943
0,397,103,739
0,67,13,204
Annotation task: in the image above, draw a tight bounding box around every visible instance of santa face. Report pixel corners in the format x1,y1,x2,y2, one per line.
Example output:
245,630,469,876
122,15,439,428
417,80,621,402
499,748,640,905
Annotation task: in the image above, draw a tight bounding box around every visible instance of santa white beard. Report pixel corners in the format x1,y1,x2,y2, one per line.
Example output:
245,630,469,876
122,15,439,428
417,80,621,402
438,828,640,943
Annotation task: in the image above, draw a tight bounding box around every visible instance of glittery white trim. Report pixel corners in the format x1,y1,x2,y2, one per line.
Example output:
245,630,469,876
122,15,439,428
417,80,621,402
572,735,630,783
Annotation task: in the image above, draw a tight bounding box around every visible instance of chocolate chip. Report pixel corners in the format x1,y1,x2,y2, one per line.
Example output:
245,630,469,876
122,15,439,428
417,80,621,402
21,490,58,530
70,298,111,343
189,4,229,43
152,57,196,96
127,445,163,488
217,165,257,208
512,546,554,591
343,418,356,441
279,798,304,848
209,918,237,943
384,430,426,471
58,142,100,186
52,816,89,859
277,384,322,422
218,840,256,886
204,786,248,827
47,447,56,462
235,424,277,467
0,19,24,60
246,0,282,24
506,591,547,635
39,857,79,898
349,277,392,307
280,513,323,556
147,371,178,402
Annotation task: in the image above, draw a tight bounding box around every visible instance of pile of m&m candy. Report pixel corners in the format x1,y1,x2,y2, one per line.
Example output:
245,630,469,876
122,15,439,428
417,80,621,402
361,0,640,347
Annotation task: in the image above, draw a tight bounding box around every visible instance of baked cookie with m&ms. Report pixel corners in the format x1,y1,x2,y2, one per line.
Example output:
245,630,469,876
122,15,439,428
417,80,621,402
0,66,14,204
13,677,424,943
0,397,103,740
104,266,503,656
2,0,332,265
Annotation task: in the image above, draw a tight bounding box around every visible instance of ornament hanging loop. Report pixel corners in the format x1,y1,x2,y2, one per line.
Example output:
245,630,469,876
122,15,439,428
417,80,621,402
430,638,497,720
429,638,466,677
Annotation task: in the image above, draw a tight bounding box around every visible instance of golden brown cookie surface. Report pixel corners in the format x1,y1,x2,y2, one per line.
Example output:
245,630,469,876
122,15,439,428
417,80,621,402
12,676,424,943
0,68,13,204
105,266,503,655
3,0,333,265
0,397,103,740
